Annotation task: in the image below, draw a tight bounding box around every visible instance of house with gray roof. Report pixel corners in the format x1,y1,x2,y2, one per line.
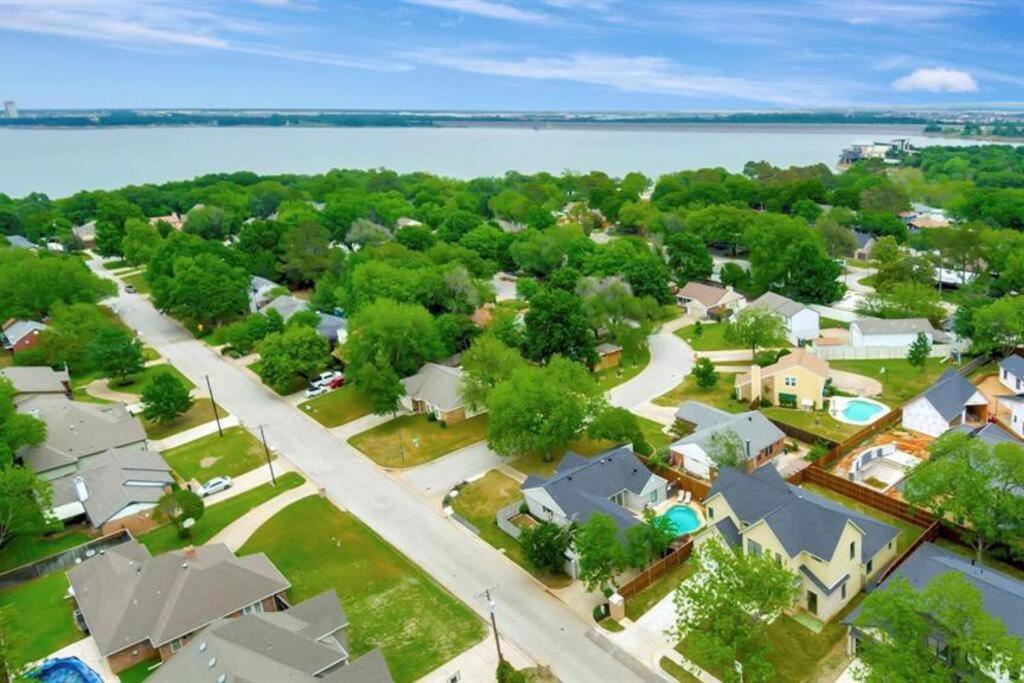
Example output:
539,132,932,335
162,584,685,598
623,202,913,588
400,363,482,424
747,292,819,345
669,401,786,480
72,220,97,248
264,295,347,346
951,421,1021,447
1,319,48,355
0,366,70,403
67,540,291,674
850,318,947,348
248,275,282,312
150,590,394,683
999,354,1024,394
4,234,36,249
846,542,1024,674
699,466,899,621
902,369,988,438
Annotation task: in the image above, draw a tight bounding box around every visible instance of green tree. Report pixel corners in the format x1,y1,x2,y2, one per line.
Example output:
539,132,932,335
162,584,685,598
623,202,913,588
624,508,677,569
257,325,330,393
718,262,750,291
666,231,713,282
906,332,931,372
725,307,788,355
587,407,647,451
0,249,115,320
345,218,392,248
672,539,798,683
164,253,250,328
692,357,719,389
87,327,144,385
184,205,233,240
520,521,573,575
782,240,845,304
0,464,58,548
351,353,405,416
905,433,1024,564
853,573,1024,682
154,488,205,539
575,513,625,593
121,218,163,266
969,296,1024,356
279,221,331,286
523,288,597,366
817,216,858,259
345,298,444,379
856,283,945,326
706,429,747,471
141,373,194,424
459,335,527,412
0,379,47,466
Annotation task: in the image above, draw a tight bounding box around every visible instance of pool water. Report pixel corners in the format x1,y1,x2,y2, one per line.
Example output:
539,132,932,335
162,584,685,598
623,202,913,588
842,399,885,422
658,505,702,535
30,658,102,683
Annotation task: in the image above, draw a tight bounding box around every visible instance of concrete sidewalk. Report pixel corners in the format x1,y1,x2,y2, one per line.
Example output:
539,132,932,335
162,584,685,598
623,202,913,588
209,486,320,550
147,414,240,451
417,629,534,682
194,456,297,505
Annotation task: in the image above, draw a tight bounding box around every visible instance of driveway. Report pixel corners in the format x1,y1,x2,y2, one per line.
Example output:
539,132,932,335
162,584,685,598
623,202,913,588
610,317,695,409
398,441,506,500
87,259,647,683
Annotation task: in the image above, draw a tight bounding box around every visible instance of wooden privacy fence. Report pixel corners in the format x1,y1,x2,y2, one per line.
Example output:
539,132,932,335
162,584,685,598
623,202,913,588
789,465,935,527
638,456,711,500
765,418,840,450
619,540,693,600
872,521,941,589
0,529,133,591
813,407,903,469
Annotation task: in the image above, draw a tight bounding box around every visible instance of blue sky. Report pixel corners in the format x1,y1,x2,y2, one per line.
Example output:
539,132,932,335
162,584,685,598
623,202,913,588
1,0,1022,110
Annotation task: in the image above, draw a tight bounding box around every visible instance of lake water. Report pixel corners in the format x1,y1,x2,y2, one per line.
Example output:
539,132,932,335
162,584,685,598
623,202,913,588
0,124,976,198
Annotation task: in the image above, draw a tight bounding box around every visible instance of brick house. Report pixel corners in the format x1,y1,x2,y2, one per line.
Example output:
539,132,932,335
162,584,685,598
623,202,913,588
1,319,48,355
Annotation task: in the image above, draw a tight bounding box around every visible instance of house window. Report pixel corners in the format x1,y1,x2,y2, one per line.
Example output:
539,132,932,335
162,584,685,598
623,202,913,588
242,601,264,616
774,552,782,565
849,541,856,560
866,559,874,574
649,491,658,504
841,584,847,600
747,540,762,556
542,506,553,518
170,638,185,653
784,376,797,387
707,507,714,520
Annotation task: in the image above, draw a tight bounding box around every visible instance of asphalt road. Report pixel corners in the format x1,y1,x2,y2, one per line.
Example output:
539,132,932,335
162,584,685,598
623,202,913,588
609,317,694,409
90,264,648,683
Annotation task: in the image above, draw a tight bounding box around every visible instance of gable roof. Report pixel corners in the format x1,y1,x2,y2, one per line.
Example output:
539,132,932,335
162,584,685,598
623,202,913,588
951,421,1020,447
0,366,68,396
672,406,786,462
315,313,347,340
1,320,48,347
402,363,465,412
677,281,732,308
4,235,36,249
265,295,309,321
851,318,938,337
68,540,290,656
708,467,899,563
854,231,875,250
915,369,984,421
736,349,829,387
847,542,1024,639
999,354,1024,379
674,400,732,427
748,292,808,319
522,446,664,531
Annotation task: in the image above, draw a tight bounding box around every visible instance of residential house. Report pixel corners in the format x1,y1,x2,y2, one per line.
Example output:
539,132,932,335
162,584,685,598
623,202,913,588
521,446,668,577
850,318,946,348
902,369,988,438
494,218,525,234
675,282,745,320
846,542,1024,679
249,275,282,312
0,366,71,403
903,203,952,231
395,216,423,229
853,231,876,261
669,402,786,479
400,363,481,424
594,342,623,372
150,589,393,683
999,354,1024,394
67,540,290,673
747,292,820,345
72,220,97,249
264,295,347,346
265,294,309,321
951,421,1021,447
1,319,48,355
734,348,830,409
150,212,185,231
998,396,1024,440
4,234,36,249
699,467,899,622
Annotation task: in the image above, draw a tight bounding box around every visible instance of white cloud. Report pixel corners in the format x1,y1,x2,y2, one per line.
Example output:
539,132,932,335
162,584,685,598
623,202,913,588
892,67,978,92
403,0,552,24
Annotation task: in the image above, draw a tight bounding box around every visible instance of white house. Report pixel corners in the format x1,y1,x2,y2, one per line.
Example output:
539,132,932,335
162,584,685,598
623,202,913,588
850,318,945,348
998,396,1024,440
999,354,1024,394
747,292,819,345
902,370,988,438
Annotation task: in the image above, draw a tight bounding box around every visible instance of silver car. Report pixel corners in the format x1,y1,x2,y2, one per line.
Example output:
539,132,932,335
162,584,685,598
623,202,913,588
198,476,233,497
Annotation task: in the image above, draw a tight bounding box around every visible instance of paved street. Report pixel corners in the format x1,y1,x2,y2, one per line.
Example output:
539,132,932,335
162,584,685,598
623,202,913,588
610,316,695,409
399,441,507,500
88,260,647,683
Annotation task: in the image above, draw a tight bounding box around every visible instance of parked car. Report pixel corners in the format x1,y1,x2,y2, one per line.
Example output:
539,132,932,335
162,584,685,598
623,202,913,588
124,284,136,293
311,370,342,388
328,375,345,389
198,476,233,497
305,384,328,399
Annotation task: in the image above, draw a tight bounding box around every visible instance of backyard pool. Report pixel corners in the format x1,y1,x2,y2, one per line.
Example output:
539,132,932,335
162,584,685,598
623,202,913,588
29,658,102,683
658,505,703,536
834,397,890,426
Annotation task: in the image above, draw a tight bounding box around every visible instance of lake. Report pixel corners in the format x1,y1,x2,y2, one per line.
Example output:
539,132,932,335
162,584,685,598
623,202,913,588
0,123,976,198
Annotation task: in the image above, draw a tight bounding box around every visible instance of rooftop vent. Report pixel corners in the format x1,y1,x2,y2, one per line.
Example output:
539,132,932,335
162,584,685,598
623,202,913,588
74,476,89,502
207,657,217,669
199,642,207,652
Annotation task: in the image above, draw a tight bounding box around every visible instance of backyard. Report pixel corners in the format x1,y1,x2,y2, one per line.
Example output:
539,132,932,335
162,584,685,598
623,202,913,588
298,384,373,427
762,407,856,443
450,471,572,588
143,398,227,440
117,658,160,683
638,416,673,453
594,346,651,392
239,496,486,683
508,436,618,477
625,560,695,621
161,425,272,482
653,373,747,412
350,414,488,468
0,529,93,573
830,357,947,407
0,571,82,664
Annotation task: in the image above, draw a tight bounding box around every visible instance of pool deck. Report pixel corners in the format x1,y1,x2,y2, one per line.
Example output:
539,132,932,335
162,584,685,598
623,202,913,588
35,637,117,683
830,396,891,426
651,499,707,535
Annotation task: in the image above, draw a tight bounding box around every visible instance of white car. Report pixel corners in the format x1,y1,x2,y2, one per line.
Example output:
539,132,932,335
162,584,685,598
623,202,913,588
305,384,328,399
198,476,233,497
311,371,342,388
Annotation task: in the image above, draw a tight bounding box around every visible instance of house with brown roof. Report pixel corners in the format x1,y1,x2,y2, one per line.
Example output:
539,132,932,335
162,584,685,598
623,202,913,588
67,540,291,673
735,349,830,409
675,282,745,320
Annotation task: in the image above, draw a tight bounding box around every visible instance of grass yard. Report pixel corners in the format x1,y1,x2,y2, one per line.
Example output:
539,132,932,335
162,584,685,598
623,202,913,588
0,572,83,664
70,385,113,404
138,472,304,555
162,425,271,482
117,658,160,683
113,364,195,395
660,657,703,683
674,322,739,352
820,317,850,330
761,407,857,443
121,271,151,294
594,346,651,392
0,529,93,574
800,483,924,554
350,414,488,468
141,346,161,362
829,358,947,407
239,496,486,683
638,416,673,453
508,436,618,477
451,471,571,588
653,374,747,412
298,384,373,427
625,560,694,621
143,398,227,440
103,259,131,270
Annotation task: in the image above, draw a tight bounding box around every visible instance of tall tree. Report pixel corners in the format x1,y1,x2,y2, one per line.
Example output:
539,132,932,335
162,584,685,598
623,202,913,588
666,231,713,282
87,327,144,386
0,465,58,548
575,513,625,593
0,379,46,466
154,489,205,539
345,298,444,379
351,352,405,416
459,335,527,411
257,325,330,393
906,332,931,372
121,218,163,266
725,307,788,355
520,521,573,575
706,431,747,471
692,357,719,389
523,288,597,366
165,253,250,328
586,407,647,452
624,508,677,569
279,221,331,286
141,373,194,424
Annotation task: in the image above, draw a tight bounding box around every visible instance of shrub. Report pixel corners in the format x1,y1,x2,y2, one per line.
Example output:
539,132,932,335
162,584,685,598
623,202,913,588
518,501,529,515
426,412,437,422
438,420,448,429
496,659,528,683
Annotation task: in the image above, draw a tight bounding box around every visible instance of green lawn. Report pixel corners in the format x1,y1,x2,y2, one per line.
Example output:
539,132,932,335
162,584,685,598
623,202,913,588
143,399,228,440
508,436,618,477
0,530,93,574
829,358,947,407
674,322,740,351
451,471,571,588
761,407,857,443
800,483,924,554
594,346,651,392
239,496,485,683
103,259,131,270
638,416,673,453
162,425,272,482
141,346,161,362
111,364,195,395
298,384,373,427
820,317,850,330
122,271,151,294
0,572,82,664
70,385,114,404
653,374,748,412
117,658,160,683
626,560,694,621
350,414,488,468
138,472,304,555
660,657,702,683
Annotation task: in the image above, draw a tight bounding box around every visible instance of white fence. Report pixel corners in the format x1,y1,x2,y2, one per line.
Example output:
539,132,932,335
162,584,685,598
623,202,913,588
495,499,525,540
814,343,961,361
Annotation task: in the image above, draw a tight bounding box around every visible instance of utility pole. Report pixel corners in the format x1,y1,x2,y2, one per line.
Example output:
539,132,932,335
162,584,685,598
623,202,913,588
205,374,223,437
485,588,503,662
259,424,277,486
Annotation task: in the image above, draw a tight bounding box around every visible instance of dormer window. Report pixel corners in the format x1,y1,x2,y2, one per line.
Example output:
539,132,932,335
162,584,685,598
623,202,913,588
849,541,856,560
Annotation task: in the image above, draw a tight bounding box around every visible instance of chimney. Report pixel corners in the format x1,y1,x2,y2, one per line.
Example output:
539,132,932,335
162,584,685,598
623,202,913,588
74,476,89,502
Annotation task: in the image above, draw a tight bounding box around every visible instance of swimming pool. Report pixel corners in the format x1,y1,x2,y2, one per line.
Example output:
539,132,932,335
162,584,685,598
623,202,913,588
833,397,890,425
29,657,103,683
658,505,703,536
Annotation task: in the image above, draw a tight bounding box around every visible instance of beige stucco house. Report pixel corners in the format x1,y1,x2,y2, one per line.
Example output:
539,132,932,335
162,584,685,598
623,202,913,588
675,282,745,320
734,348,830,409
